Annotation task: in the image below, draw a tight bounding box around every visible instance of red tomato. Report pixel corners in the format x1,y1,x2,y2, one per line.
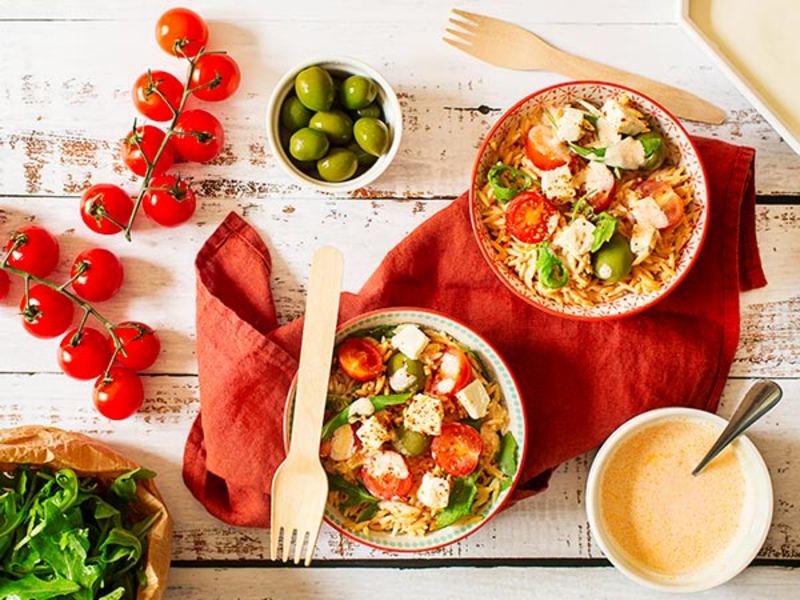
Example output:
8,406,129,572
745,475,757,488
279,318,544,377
504,190,559,244
431,346,473,397
155,7,208,58
121,125,174,177
143,175,197,227
80,184,134,235
525,125,571,171
172,110,225,163
58,327,112,380
70,248,124,302
0,270,9,301
190,53,241,102
131,70,184,122
5,225,60,278
431,423,484,477
337,337,384,382
637,180,685,228
360,450,414,500
110,321,161,371
93,367,144,420
20,285,74,339
580,163,617,212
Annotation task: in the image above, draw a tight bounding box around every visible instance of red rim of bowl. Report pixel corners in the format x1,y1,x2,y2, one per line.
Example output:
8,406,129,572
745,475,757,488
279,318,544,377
281,306,528,552
468,80,710,321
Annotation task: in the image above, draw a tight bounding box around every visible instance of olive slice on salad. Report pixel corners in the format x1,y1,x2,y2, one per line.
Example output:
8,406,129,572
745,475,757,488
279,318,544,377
387,351,426,393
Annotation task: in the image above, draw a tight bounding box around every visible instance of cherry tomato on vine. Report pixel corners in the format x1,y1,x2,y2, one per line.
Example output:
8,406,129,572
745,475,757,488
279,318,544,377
20,285,74,339
80,184,134,235
58,327,112,380
5,225,60,278
143,176,197,227
93,366,144,420
172,109,225,163
155,7,208,58
190,53,241,102
132,70,184,122
121,125,174,177
0,270,9,301
70,248,124,302
110,321,161,371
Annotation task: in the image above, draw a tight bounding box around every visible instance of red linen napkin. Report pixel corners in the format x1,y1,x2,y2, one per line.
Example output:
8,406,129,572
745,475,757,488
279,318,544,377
183,137,766,528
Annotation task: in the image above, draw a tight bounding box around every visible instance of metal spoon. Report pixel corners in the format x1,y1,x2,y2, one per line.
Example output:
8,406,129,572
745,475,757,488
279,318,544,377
693,380,783,476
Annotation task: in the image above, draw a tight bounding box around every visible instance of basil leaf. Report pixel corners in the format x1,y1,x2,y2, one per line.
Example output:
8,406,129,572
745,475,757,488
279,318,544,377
327,473,379,509
435,473,479,529
591,213,620,253
568,142,605,160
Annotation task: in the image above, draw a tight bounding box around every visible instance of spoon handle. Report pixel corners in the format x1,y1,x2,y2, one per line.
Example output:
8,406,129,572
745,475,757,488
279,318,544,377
692,380,783,476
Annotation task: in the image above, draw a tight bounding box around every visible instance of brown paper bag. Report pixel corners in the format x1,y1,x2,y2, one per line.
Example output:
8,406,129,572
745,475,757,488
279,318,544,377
0,425,173,600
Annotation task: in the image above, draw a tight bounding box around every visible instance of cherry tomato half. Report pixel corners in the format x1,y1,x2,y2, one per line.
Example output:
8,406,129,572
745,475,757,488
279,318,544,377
172,109,225,163
110,321,161,371
636,180,685,229
337,337,384,382
93,367,144,420
525,124,571,171
431,423,484,477
5,225,60,278
0,270,9,301
143,175,197,227
360,450,414,501
58,327,112,380
190,53,241,102
132,70,184,122
80,184,134,235
20,285,74,339
155,7,208,58
504,190,559,244
430,346,473,397
70,248,124,302
121,125,174,178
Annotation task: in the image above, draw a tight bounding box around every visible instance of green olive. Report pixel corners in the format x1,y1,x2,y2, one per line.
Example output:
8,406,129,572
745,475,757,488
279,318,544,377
294,66,335,112
339,75,378,110
637,131,668,171
386,352,426,393
353,102,382,119
347,141,378,170
289,127,330,162
353,117,390,157
309,110,354,146
317,147,358,182
392,424,431,457
280,95,313,133
592,233,634,283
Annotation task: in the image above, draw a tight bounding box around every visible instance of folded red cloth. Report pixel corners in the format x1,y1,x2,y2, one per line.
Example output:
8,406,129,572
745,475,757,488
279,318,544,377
183,137,766,528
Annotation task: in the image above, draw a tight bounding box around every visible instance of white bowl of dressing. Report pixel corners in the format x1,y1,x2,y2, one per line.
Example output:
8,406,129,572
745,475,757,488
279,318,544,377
586,407,773,593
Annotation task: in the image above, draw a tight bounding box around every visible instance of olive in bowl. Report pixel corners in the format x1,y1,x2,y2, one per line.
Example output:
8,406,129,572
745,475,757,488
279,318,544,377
266,57,402,192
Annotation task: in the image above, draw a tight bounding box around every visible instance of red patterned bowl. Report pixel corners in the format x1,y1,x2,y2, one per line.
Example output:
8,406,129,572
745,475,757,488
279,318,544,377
469,81,709,320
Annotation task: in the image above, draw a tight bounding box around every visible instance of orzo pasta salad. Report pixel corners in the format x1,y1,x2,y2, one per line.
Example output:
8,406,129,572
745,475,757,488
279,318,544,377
320,323,519,537
476,93,698,307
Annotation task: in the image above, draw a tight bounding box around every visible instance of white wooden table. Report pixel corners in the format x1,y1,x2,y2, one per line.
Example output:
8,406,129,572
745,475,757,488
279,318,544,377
1,1,798,597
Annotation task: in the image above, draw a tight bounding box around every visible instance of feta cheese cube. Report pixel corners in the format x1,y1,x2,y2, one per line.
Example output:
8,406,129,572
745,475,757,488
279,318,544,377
552,217,596,261
348,397,375,423
631,196,669,229
630,223,658,258
356,416,391,452
601,96,648,136
388,362,417,393
541,164,576,203
390,324,429,360
596,117,622,147
455,379,492,420
416,473,450,510
403,393,443,436
555,107,586,142
604,137,646,170
579,161,614,197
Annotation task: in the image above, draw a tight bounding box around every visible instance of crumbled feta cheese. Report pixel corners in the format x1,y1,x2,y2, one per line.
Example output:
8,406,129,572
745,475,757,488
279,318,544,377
416,473,450,510
596,117,622,147
455,379,492,420
604,137,646,170
403,393,443,436
552,217,596,260
541,164,576,203
390,325,429,360
630,223,658,258
329,424,355,461
555,107,586,142
579,161,614,196
631,196,669,229
348,397,375,423
356,416,391,452
366,450,410,481
388,362,417,393
601,96,648,136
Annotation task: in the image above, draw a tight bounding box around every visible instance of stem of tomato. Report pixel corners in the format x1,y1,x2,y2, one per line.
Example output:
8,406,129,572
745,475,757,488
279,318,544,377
59,260,88,291
70,309,91,345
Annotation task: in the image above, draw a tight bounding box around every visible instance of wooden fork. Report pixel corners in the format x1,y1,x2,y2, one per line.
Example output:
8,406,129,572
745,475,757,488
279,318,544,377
270,246,344,566
444,8,725,124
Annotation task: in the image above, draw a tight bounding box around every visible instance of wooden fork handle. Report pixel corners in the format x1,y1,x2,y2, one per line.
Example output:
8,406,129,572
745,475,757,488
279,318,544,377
549,52,725,124
289,246,344,458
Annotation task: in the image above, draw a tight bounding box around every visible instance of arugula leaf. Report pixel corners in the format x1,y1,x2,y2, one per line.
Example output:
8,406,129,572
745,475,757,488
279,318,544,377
352,325,397,341
327,473,379,522
321,393,412,441
356,502,380,523
570,196,596,223
0,573,81,600
435,473,479,529
495,432,519,491
639,134,662,157
568,142,605,160
109,469,155,501
591,213,620,252
535,242,569,289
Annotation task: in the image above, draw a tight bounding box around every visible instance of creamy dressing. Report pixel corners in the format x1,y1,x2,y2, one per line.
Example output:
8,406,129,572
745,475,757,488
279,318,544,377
599,419,746,576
